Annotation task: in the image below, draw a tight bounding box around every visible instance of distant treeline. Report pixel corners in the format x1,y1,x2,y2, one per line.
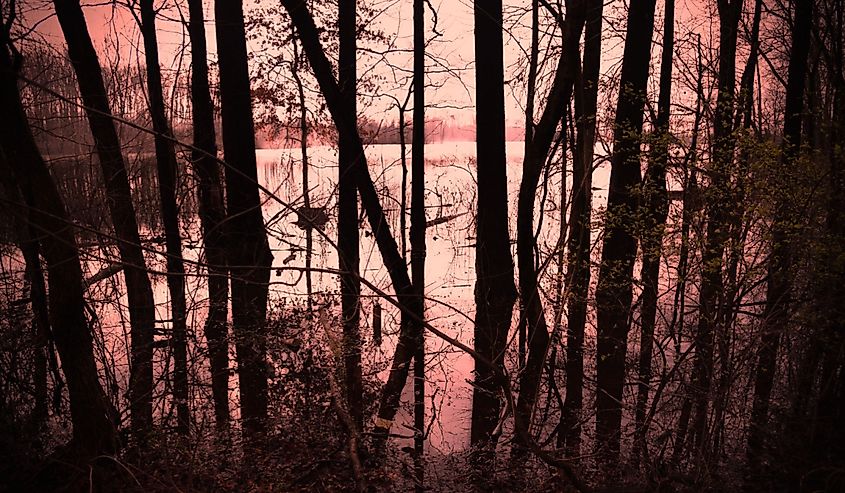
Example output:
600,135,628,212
256,116,526,147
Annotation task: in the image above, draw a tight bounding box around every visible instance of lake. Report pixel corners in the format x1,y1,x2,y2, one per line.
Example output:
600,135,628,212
23,141,698,455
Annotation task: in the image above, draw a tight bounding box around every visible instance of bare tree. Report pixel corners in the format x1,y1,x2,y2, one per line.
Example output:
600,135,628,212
513,0,586,466
337,0,363,432
633,0,674,463
187,0,229,431
560,0,604,459
53,0,157,442
410,0,427,488
280,0,418,459
593,0,657,469
137,0,189,435
0,30,116,457
469,0,517,482
687,0,742,459
214,0,273,441
747,0,811,475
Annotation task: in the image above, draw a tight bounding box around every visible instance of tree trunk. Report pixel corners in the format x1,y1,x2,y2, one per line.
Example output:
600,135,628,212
411,0,427,489
518,0,539,372
139,0,189,435
560,0,604,458
513,0,586,465
470,0,516,486
746,0,810,474
281,0,418,455
690,0,742,457
710,0,764,461
400,100,409,263
801,2,845,483
214,0,273,441
338,0,363,433
187,0,230,432
469,0,517,482
0,43,117,457
292,41,313,312
17,218,51,430
711,3,763,450
735,0,763,133
633,0,673,464
593,0,657,469
53,0,157,442
669,38,705,467
810,0,845,474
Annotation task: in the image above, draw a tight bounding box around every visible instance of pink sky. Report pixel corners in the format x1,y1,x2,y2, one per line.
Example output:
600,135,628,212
21,0,728,129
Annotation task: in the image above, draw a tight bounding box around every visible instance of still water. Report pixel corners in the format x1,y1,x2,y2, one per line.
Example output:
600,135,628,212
253,141,610,452
58,141,643,453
